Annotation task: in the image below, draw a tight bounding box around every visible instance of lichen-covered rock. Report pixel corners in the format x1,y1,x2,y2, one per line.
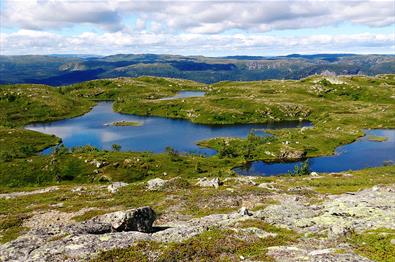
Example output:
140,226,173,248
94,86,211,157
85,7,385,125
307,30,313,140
256,185,395,237
147,178,166,190
107,182,128,193
89,159,108,168
311,185,395,234
258,182,278,191
328,224,352,239
224,176,257,186
0,186,59,199
254,195,318,230
71,186,86,193
267,245,371,262
279,149,306,161
0,230,152,262
1,184,393,262
238,207,252,216
196,177,223,188
81,207,156,234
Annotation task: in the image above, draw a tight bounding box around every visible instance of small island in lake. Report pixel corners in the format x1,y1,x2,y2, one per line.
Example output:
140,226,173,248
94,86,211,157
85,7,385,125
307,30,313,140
110,121,143,127
367,135,388,142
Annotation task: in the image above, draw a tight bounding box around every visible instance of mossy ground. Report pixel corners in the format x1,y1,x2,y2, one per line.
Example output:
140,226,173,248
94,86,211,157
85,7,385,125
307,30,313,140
349,229,395,262
92,223,298,262
0,84,93,127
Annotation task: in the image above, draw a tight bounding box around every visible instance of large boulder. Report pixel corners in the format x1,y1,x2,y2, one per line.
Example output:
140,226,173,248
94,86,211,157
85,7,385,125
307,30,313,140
70,207,156,234
196,177,223,189
147,178,166,191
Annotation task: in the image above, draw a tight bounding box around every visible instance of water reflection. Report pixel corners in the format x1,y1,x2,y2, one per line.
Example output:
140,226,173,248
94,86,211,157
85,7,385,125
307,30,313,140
234,129,395,176
26,101,310,155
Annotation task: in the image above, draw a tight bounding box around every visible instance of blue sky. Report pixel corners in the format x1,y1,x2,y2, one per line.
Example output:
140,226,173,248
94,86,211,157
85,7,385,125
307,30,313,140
0,0,394,56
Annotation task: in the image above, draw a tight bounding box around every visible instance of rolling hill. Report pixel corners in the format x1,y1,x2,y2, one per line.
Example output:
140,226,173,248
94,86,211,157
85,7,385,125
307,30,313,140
1,53,394,86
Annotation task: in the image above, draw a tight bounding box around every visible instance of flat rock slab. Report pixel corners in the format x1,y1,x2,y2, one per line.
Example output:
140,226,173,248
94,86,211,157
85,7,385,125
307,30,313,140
267,245,372,262
0,186,59,199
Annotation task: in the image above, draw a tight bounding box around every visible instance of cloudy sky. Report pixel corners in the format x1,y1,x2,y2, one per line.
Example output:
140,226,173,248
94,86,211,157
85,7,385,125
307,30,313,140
0,0,394,56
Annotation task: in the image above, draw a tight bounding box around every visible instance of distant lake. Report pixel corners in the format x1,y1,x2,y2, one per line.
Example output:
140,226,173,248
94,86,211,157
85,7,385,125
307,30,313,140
158,90,206,100
26,97,310,155
234,129,395,176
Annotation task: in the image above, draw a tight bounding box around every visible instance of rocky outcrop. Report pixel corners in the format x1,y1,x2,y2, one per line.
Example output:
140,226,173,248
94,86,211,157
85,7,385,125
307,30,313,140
312,185,395,238
86,159,109,168
267,245,371,262
1,184,394,262
196,177,223,188
69,207,157,234
147,178,166,191
224,176,257,186
255,185,395,238
0,208,253,261
0,230,152,262
254,195,319,230
278,149,306,161
0,186,59,199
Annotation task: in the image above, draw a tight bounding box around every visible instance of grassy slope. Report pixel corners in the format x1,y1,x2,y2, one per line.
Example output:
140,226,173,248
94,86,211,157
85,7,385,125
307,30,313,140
0,84,93,127
0,84,93,159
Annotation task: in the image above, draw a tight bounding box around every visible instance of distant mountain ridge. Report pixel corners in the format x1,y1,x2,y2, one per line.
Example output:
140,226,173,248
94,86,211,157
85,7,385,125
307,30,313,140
1,53,394,86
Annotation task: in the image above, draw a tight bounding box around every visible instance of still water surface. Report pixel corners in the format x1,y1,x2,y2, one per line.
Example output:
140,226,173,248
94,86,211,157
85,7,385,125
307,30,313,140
234,129,395,176
26,91,394,175
26,100,309,155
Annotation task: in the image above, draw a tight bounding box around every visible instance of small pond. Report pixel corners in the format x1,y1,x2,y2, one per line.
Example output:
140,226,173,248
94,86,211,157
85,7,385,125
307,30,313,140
234,129,395,176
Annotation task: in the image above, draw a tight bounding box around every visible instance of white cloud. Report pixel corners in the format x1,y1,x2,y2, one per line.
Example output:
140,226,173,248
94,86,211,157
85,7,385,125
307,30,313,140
1,0,394,33
1,29,393,55
2,0,123,31
134,18,146,31
1,1,394,55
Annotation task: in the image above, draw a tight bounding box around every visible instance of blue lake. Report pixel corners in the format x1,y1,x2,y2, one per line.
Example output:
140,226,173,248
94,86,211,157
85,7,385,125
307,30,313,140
25,90,395,175
234,129,395,176
26,100,310,155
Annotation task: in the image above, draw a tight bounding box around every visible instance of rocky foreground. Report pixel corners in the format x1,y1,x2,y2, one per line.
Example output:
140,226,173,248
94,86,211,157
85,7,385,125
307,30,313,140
0,174,394,261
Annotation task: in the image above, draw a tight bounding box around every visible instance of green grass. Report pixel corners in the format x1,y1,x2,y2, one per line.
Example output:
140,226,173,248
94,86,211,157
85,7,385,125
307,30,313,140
0,84,93,127
0,154,96,188
275,165,395,195
349,229,395,262
0,83,93,159
0,214,30,243
0,127,60,160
